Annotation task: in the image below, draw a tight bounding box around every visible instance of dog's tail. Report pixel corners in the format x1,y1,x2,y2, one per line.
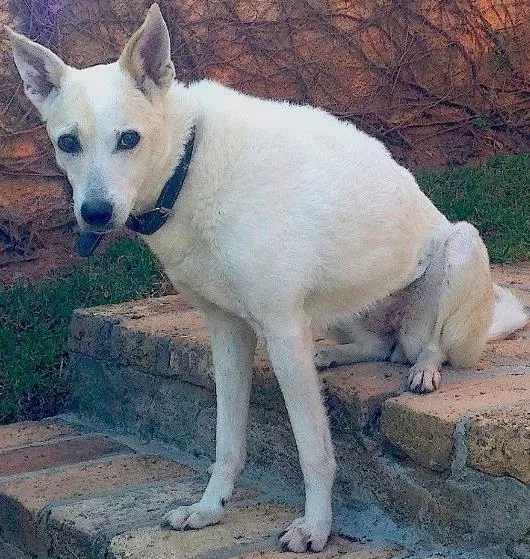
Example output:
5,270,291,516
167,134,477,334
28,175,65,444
487,283,529,341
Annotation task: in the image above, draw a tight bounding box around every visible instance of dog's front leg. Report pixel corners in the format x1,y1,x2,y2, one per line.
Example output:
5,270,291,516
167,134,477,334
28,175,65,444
264,318,336,552
163,309,256,530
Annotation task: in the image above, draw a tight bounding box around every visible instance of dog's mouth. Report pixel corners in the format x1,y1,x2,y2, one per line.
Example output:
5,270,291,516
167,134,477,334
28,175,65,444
76,221,119,257
75,230,105,257
76,212,133,255
81,224,115,234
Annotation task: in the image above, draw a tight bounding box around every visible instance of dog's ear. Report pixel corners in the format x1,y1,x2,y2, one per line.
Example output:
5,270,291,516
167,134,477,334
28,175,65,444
7,28,67,112
119,3,175,96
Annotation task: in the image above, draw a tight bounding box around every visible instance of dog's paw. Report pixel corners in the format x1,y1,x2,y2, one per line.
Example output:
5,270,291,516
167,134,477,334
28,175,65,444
408,362,441,393
279,516,330,553
313,348,337,370
162,503,224,531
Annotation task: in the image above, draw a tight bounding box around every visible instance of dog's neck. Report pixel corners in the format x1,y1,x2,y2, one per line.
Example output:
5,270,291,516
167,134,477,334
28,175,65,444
132,82,198,215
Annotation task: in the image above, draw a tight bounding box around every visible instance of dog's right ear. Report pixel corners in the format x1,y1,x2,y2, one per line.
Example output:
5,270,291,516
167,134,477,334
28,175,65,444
6,28,67,113
119,3,175,97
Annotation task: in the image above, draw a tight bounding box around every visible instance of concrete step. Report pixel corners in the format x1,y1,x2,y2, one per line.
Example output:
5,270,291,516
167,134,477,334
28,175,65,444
0,418,413,559
62,278,530,556
3,263,521,558
381,373,530,480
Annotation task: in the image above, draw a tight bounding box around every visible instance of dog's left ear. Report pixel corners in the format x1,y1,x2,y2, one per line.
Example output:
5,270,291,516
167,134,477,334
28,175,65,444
119,3,175,96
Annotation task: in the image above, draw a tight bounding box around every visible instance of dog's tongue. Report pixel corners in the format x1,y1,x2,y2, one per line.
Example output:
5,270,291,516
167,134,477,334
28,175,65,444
75,231,104,257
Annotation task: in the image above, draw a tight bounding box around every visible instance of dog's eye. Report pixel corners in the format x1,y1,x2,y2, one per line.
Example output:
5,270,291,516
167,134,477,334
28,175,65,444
117,130,141,151
57,134,82,154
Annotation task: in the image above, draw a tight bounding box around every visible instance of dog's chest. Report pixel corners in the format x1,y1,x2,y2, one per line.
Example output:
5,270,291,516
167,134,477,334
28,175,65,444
145,230,249,318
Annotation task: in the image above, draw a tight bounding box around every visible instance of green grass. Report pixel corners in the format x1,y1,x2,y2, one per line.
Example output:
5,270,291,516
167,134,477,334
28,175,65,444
0,237,169,424
417,153,530,263
0,153,528,425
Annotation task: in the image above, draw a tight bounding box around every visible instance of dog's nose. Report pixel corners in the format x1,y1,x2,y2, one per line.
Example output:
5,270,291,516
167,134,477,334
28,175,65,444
80,199,113,227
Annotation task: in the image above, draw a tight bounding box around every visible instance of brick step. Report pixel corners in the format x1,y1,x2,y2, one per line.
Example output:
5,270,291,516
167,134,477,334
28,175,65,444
0,419,194,557
67,297,530,478
107,510,408,559
67,294,410,434
0,419,411,559
381,264,530,484
381,373,530,481
59,266,530,553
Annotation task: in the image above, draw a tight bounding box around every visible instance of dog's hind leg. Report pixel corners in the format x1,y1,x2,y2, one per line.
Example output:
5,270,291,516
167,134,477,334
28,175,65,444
264,316,335,552
401,222,494,393
163,306,257,530
314,318,394,369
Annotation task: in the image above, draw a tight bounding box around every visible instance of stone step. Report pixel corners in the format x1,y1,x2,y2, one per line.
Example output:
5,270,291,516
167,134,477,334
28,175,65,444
107,508,408,559
0,419,195,557
0,419,411,559
381,373,530,480
59,266,530,553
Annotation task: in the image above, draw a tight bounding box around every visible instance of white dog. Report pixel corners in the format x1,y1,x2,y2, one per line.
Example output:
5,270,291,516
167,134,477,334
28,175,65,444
9,5,528,552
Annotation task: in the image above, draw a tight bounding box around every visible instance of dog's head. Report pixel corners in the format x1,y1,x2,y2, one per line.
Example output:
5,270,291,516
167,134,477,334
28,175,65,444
8,4,178,233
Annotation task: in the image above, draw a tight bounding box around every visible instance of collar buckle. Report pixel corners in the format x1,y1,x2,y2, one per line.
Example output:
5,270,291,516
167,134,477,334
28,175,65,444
125,127,195,237
155,206,175,217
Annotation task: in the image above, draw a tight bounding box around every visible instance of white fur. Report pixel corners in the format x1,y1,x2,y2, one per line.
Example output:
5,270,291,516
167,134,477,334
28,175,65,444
8,5,529,551
488,284,529,341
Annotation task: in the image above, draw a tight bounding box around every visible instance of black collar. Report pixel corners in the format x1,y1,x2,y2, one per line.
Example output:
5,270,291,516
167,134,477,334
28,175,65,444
75,128,195,257
125,128,195,234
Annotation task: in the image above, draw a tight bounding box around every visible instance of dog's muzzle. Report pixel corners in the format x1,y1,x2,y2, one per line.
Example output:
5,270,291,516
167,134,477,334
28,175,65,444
75,127,195,257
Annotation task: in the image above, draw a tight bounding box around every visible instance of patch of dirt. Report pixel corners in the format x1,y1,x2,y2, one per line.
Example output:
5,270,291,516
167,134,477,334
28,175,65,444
0,176,82,284
0,174,143,284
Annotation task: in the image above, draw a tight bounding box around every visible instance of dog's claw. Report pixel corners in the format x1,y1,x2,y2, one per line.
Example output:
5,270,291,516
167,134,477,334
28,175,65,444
408,363,441,393
279,517,329,553
163,504,224,531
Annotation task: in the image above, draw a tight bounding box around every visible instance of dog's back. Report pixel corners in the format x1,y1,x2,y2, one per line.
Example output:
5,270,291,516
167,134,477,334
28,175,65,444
174,80,449,323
